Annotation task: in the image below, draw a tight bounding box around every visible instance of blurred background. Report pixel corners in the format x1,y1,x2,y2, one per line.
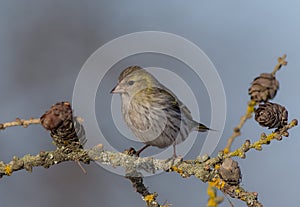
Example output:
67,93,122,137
0,1,299,206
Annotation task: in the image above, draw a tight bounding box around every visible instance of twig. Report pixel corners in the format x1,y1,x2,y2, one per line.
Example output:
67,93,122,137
126,170,171,207
207,182,224,207
224,100,256,153
123,149,168,207
271,54,288,76
0,118,40,130
225,119,298,159
75,160,87,174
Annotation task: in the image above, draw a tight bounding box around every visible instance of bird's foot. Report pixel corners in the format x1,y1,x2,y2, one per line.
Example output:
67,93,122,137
123,147,138,156
164,155,183,171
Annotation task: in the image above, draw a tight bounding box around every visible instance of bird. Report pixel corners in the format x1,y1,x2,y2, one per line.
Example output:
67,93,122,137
111,66,211,157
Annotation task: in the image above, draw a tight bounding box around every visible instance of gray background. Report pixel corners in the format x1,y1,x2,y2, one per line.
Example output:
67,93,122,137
0,1,299,207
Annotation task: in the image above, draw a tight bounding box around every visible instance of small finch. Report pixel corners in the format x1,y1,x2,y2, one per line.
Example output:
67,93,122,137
111,66,211,157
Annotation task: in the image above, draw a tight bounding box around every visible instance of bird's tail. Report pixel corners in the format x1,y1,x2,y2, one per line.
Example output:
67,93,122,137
196,123,212,132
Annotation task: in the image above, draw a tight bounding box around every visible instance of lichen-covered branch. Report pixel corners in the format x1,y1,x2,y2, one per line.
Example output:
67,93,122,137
0,114,297,207
0,145,92,177
0,142,201,205
0,140,262,206
225,119,297,159
0,118,297,206
224,54,288,154
126,170,171,207
209,54,289,207
217,100,255,206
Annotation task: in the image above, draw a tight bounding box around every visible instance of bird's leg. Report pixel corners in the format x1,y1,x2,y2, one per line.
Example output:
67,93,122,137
164,143,182,165
172,144,177,158
136,144,150,157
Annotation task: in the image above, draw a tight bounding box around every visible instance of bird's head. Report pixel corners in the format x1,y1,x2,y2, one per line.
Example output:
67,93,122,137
111,66,159,97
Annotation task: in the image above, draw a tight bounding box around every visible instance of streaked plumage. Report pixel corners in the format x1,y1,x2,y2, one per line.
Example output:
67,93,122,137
111,66,210,157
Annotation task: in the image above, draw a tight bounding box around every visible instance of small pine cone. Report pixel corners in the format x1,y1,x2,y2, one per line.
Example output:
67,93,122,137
40,102,86,149
40,102,73,130
219,158,242,185
249,73,279,102
255,102,288,129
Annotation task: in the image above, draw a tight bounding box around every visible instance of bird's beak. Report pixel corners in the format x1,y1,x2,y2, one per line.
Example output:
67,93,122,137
110,85,117,93
110,84,122,94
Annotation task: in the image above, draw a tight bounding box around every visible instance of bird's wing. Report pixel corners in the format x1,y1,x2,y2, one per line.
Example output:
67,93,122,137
129,87,181,131
162,86,193,120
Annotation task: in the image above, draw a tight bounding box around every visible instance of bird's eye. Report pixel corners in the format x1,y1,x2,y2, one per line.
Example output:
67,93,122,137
128,81,135,86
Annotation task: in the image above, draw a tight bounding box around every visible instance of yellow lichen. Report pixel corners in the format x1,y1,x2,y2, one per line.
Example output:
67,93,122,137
144,194,155,202
207,198,217,207
247,100,256,114
251,132,276,151
240,196,247,201
227,149,242,158
266,133,275,141
210,178,225,189
207,182,216,197
207,182,218,207
290,119,298,127
223,148,229,154
4,165,12,176
170,166,183,175
235,189,241,194
214,164,220,170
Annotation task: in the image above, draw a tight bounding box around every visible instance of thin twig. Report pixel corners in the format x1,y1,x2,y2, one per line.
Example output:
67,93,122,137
224,100,256,153
271,54,288,76
126,171,170,207
0,117,85,131
75,160,87,174
206,182,224,207
0,118,40,130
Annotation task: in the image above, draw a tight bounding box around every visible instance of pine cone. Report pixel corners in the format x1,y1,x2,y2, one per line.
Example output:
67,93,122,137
40,102,72,130
255,102,288,129
219,158,242,185
249,73,279,102
40,102,86,149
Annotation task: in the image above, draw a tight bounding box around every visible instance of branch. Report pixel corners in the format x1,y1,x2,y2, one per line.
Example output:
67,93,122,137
271,54,287,76
224,54,288,153
0,118,40,130
225,119,298,159
0,115,297,206
210,54,289,207
126,170,171,207
0,141,263,206
224,100,256,153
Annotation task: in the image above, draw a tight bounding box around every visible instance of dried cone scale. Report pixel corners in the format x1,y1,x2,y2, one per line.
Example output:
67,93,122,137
249,73,279,103
219,158,242,185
